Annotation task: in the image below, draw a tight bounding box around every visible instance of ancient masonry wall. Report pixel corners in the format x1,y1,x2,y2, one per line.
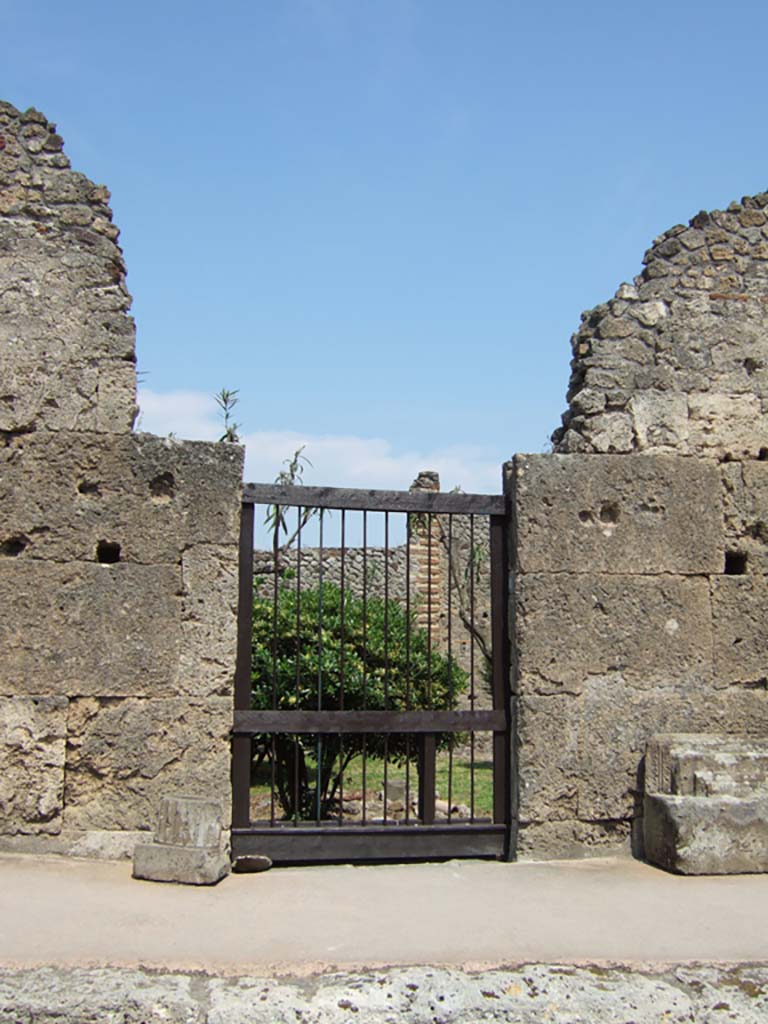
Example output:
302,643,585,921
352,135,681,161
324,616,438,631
0,101,243,858
514,193,768,859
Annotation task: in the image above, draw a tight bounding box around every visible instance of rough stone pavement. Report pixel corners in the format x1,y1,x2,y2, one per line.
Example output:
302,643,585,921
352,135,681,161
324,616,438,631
1,853,767,1021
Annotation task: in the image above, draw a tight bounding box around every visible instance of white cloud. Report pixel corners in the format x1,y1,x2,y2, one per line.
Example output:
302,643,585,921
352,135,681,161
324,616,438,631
136,388,220,441
137,388,505,495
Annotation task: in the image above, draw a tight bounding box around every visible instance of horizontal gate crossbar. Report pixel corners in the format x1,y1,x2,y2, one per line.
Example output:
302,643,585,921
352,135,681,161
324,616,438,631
242,482,507,515
232,824,507,862
233,709,506,734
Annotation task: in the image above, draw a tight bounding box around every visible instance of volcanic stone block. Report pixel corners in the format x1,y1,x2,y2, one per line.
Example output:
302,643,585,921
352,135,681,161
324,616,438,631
132,842,230,885
0,696,67,834
512,453,723,574
517,695,579,822
515,573,712,693
133,794,230,885
644,733,768,873
155,795,224,847
0,432,243,565
644,793,768,874
720,460,768,573
0,561,182,698
712,576,768,684
63,697,231,831
175,545,238,698
688,393,765,460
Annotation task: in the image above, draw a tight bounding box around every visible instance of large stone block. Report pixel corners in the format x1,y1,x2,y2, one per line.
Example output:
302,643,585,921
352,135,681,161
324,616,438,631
512,453,723,574
515,573,712,694
0,432,243,565
63,697,231,831
688,393,765,460
644,793,768,874
132,842,230,885
517,695,579,822
712,576,768,684
175,545,238,698
0,561,183,697
644,733,768,873
516,818,632,860
0,696,67,834
721,460,768,573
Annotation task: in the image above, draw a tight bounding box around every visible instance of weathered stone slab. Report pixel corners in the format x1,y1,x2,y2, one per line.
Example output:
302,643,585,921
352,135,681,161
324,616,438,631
646,733,768,797
0,432,243,565
133,842,230,885
175,545,238,698
688,392,765,460
515,573,712,693
516,819,632,860
712,576,768,684
517,695,579,822
721,460,768,573
63,697,231,831
0,696,67,834
0,561,182,697
645,793,768,874
0,829,148,859
155,795,224,847
3,964,767,1024
513,453,723,574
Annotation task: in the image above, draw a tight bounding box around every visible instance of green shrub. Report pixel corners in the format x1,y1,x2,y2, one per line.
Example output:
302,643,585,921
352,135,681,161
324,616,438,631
251,581,468,819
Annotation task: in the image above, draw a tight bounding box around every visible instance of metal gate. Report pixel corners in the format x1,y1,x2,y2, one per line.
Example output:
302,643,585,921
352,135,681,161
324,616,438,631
231,482,515,863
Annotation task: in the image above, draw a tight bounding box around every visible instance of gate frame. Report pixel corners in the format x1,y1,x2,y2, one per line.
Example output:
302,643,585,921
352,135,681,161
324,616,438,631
231,482,517,863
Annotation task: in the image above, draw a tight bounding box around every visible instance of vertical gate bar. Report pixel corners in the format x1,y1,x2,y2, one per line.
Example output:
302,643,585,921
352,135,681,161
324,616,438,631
418,734,436,825
232,501,255,829
340,510,346,711
490,512,512,839
469,514,476,823
340,511,352,824
382,511,389,824
427,512,433,706
362,510,368,821
234,501,255,711
270,500,279,823
293,506,302,826
447,514,453,823
404,513,412,821
316,512,324,822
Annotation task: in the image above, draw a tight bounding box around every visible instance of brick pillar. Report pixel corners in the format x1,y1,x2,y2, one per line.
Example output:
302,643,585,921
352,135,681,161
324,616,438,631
409,471,443,643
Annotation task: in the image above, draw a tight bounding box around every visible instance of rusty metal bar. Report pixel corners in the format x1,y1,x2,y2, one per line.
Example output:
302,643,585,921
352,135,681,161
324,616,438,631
232,501,255,829
418,734,436,825
243,482,506,515
234,709,505,734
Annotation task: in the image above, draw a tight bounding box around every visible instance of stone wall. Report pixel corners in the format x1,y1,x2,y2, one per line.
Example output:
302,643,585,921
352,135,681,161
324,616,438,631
0,101,243,858
515,191,768,859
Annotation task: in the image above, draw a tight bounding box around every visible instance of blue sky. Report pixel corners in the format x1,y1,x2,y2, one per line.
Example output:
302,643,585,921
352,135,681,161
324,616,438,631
5,1,768,492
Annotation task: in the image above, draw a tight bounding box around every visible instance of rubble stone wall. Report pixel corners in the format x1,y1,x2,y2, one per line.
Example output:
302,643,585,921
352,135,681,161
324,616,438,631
515,191,768,859
0,101,243,859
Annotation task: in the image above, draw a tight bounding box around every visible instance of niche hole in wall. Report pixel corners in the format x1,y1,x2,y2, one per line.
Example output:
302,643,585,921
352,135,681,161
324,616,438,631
759,448,768,462
149,471,175,502
78,480,101,495
0,534,28,556
724,550,747,575
96,540,121,564
599,502,620,525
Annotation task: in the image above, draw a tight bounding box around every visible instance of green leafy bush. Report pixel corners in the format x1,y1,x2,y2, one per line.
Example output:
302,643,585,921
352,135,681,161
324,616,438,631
251,581,468,819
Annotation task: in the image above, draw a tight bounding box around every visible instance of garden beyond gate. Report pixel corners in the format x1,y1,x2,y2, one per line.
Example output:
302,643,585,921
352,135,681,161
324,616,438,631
231,482,515,863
